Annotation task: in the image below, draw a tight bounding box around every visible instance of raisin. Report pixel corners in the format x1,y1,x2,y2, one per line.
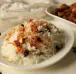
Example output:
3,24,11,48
37,37,42,42
55,44,63,52
21,24,24,27
72,47,76,53
24,50,29,57
45,26,50,32
38,30,44,33
38,52,44,55
0,32,1,36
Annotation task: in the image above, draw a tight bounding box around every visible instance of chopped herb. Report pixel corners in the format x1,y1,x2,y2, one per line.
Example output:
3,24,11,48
48,32,51,36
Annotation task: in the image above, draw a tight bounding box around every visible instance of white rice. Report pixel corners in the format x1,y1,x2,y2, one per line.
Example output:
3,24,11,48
1,19,65,65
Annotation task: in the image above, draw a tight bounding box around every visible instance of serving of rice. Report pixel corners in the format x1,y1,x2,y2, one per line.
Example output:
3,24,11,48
1,19,65,65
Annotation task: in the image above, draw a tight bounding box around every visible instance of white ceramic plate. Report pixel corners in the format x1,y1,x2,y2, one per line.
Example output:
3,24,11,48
0,20,74,70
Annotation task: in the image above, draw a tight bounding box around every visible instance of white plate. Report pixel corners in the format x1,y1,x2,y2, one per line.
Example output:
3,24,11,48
0,20,74,70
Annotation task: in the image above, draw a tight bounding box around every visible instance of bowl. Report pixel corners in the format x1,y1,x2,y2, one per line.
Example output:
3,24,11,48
45,6,76,26
0,20,74,70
